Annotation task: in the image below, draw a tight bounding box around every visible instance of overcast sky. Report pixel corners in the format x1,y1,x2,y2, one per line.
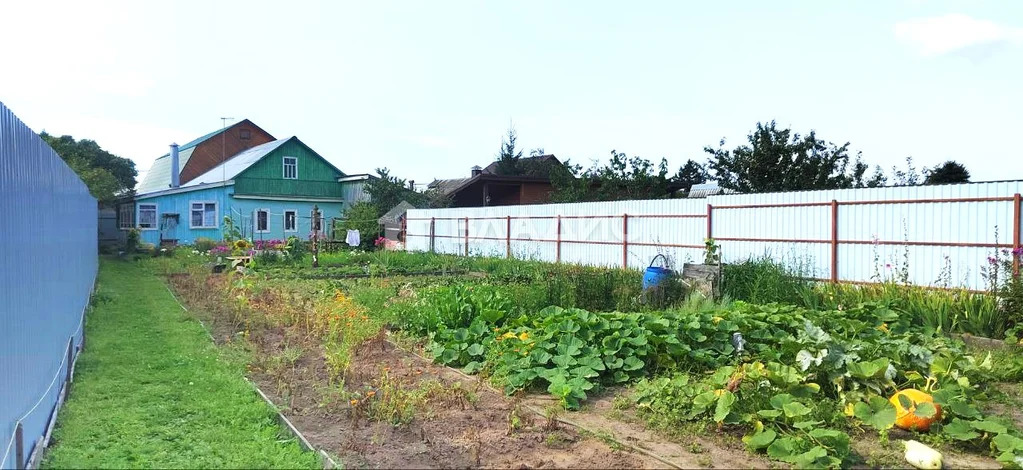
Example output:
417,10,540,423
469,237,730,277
2,0,1021,187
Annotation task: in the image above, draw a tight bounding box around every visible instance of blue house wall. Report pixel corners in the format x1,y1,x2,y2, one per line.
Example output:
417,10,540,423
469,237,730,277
135,185,350,245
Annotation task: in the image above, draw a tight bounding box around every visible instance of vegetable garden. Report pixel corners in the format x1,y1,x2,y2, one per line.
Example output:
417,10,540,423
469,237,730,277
142,239,1023,469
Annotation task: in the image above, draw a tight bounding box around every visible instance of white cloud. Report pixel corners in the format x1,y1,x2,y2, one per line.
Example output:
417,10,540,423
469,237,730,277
894,14,1023,56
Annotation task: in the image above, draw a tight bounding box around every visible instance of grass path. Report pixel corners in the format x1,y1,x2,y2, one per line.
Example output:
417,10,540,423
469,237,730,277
42,259,319,468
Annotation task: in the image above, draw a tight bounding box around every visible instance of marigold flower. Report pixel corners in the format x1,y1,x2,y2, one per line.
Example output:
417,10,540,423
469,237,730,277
518,332,530,341
349,399,358,405
367,391,376,397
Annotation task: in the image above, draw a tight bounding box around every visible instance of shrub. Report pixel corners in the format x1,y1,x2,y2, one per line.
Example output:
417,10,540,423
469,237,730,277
722,256,811,305
124,228,140,253
193,237,218,253
337,202,380,250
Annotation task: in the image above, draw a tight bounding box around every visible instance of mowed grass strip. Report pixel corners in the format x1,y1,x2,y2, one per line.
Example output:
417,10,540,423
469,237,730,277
42,259,319,469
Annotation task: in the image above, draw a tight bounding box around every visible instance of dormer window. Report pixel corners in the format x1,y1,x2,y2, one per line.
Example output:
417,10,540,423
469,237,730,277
283,156,298,179
239,128,251,140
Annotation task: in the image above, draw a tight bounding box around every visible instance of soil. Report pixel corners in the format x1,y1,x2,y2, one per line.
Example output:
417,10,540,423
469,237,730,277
180,280,665,469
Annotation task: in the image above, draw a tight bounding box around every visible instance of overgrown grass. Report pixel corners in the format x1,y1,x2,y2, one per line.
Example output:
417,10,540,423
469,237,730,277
42,259,319,469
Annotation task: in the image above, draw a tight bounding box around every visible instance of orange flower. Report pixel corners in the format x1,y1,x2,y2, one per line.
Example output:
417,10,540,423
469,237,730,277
367,391,376,397
349,399,358,405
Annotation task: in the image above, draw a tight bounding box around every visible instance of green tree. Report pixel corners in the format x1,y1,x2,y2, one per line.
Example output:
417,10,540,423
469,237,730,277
705,121,878,193
924,160,970,185
550,150,671,202
672,159,709,193
40,132,137,203
494,127,524,176
890,157,922,186
363,168,451,213
338,201,381,249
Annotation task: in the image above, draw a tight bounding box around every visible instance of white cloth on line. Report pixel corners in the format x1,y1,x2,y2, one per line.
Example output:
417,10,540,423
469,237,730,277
346,229,361,247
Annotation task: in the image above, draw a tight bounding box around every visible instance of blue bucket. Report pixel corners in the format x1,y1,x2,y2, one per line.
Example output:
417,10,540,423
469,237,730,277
642,254,673,290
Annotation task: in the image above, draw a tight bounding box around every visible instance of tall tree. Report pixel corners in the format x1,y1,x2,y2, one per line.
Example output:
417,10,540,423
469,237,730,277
924,161,971,185
672,159,709,192
705,121,875,193
890,157,922,186
363,168,450,213
40,132,137,203
550,150,671,202
494,127,524,176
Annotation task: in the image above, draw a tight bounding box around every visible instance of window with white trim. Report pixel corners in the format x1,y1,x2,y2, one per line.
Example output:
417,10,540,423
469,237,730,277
283,156,298,179
284,210,297,232
138,204,157,230
189,201,218,229
118,203,134,229
255,209,270,233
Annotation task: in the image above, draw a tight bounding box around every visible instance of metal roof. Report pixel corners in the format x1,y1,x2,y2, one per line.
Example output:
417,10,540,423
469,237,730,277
181,138,292,188
378,201,416,224
136,145,197,194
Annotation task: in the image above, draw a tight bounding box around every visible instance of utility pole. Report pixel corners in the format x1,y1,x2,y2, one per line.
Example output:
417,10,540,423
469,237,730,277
220,117,233,184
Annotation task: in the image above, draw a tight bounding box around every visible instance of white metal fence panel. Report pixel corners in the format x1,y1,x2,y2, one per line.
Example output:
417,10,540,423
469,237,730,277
0,102,97,469
406,180,1022,291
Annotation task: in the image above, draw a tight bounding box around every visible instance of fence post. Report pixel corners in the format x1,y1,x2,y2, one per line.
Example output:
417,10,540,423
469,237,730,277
622,214,629,269
400,215,407,244
429,217,436,253
831,200,839,283
706,203,713,240
15,421,24,470
464,216,469,257
1014,193,1021,276
311,205,320,268
65,336,73,398
556,215,562,263
506,216,511,259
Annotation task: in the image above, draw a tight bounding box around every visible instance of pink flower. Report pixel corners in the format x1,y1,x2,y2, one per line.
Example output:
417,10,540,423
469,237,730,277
988,256,998,265
885,263,892,269
1014,247,1023,258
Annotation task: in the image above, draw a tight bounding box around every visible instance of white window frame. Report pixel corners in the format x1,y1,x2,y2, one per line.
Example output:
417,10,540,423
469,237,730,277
138,203,158,230
283,209,297,232
189,201,219,229
118,203,134,230
255,208,270,233
283,156,298,180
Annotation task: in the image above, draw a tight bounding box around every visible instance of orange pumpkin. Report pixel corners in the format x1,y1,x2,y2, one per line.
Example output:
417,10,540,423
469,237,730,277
889,389,942,431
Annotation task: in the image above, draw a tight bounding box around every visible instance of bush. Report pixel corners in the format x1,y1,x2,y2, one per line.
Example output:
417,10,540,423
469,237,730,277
193,237,218,253
722,256,811,305
125,228,140,253
337,202,380,250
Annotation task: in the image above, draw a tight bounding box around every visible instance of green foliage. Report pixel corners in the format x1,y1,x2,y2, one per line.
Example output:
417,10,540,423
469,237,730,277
494,126,524,176
705,121,883,193
673,159,709,194
193,237,218,253
338,202,380,249
363,168,451,213
221,216,243,242
41,132,138,203
924,160,971,185
722,256,811,305
550,150,672,202
124,228,141,253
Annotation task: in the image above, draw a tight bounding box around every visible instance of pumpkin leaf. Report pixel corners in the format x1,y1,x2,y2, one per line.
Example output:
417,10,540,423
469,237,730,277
913,402,938,419
743,428,777,450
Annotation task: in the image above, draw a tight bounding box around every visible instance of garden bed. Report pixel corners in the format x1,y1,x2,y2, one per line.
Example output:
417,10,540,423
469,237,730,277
145,248,1023,469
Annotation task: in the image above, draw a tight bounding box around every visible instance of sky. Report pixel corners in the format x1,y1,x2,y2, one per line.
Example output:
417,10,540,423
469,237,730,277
1,0,1021,188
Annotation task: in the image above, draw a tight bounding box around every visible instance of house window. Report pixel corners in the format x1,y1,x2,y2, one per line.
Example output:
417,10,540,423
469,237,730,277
239,128,251,140
283,157,298,179
189,201,218,229
118,203,135,230
138,204,157,230
255,209,269,233
284,210,297,232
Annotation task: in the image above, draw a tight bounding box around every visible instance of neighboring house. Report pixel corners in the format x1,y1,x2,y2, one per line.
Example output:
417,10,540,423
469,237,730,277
122,121,370,245
686,182,738,198
428,155,563,207
378,200,416,241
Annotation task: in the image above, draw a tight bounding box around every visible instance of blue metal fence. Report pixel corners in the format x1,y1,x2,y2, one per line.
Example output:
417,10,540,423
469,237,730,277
0,102,97,469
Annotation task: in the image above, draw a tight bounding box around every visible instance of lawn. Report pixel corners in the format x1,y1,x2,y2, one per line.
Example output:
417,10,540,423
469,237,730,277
41,258,320,469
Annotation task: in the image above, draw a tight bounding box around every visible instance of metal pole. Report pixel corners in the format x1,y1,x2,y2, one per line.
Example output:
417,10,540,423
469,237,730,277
429,217,436,253
15,421,24,470
464,216,469,257
506,216,511,259
831,200,839,283
556,215,562,263
622,214,629,269
706,203,713,240
1014,193,1021,276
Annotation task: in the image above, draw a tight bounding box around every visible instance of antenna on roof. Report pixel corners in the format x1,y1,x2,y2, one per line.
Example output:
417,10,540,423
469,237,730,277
220,117,234,184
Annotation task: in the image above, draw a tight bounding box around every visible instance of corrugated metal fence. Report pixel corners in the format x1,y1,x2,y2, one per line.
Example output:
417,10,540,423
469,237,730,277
0,102,97,469
406,182,1023,291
